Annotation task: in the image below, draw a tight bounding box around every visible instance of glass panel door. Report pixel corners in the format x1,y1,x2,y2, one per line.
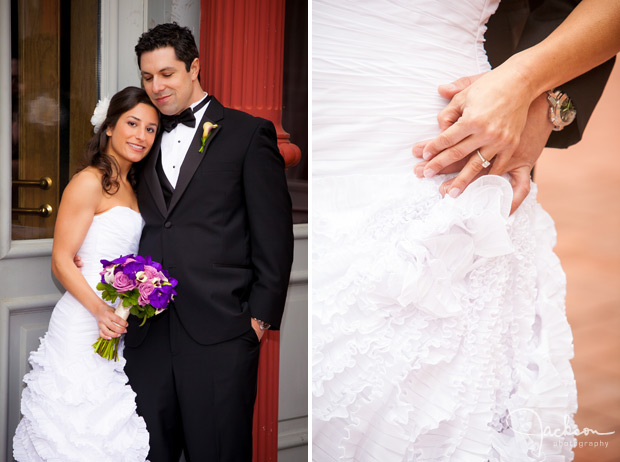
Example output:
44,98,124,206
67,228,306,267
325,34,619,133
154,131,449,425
11,0,98,240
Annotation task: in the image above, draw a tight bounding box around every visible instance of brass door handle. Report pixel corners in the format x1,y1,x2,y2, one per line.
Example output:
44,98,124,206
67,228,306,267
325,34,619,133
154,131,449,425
12,177,53,190
12,204,53,217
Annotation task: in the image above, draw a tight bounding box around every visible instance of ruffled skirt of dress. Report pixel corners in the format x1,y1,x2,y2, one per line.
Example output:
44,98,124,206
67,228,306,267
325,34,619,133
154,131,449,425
312,173,577,461
13,291,149,462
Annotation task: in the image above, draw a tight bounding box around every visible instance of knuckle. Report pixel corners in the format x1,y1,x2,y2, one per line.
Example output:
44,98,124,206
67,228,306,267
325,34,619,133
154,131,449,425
469,158,484,173
481,122,504,142
508,135,520,151
521,182,531,196
498,129,514,146
447,145,467,161
437,132,453,149
514,180,530,198
467,118,485,133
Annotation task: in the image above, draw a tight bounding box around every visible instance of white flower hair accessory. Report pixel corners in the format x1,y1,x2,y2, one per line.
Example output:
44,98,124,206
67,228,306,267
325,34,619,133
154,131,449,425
90,97,111,132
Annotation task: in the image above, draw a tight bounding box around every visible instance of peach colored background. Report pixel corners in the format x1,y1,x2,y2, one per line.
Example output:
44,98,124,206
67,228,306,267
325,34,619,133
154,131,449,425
536,58,620,461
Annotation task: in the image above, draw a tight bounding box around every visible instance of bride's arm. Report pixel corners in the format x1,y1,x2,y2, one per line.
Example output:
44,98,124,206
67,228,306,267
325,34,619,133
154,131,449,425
51,169,128,340
416,0,620,205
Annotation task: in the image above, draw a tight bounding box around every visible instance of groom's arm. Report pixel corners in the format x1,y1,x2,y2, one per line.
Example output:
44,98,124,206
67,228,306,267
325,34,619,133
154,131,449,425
512,0,615,148
243,119,294,331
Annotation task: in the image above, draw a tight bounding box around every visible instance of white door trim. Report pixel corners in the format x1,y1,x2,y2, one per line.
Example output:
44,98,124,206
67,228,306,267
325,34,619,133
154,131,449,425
99,0,148,99
1,0,13,259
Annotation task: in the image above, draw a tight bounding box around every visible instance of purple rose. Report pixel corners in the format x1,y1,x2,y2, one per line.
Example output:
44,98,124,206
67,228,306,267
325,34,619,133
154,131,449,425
112,271,137,293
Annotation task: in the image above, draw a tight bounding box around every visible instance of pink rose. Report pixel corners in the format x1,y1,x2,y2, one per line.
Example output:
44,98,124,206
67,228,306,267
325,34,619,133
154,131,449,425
136,265,160,283
144,265,159,280
112,272,137,293
138,281,155,306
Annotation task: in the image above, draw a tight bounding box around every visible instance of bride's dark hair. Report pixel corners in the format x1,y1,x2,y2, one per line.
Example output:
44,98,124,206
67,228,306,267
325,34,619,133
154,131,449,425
82,86,158,194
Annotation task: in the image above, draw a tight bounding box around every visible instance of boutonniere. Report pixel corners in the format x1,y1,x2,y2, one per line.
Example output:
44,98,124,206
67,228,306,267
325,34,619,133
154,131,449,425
199,122,219,153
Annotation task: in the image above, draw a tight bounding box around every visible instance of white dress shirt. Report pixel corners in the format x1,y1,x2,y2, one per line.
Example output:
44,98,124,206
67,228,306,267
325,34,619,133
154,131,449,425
160,93,210,188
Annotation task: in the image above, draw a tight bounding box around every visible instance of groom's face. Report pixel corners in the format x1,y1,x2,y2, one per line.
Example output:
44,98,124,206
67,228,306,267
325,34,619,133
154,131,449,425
139,46,199,116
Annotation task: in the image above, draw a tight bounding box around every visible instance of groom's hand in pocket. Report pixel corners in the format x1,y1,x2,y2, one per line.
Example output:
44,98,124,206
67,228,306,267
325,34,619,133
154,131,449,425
251,317,265,342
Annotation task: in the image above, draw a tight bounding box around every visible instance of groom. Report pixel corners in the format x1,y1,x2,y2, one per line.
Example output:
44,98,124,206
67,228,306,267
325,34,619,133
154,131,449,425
123,23,294,461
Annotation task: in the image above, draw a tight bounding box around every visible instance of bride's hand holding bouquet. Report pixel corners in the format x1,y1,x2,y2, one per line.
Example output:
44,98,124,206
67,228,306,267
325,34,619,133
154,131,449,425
92,254,178,361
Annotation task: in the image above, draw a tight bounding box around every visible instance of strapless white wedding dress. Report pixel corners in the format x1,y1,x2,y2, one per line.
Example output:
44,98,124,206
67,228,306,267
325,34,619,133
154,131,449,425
312,1,577,461
13,207,150,462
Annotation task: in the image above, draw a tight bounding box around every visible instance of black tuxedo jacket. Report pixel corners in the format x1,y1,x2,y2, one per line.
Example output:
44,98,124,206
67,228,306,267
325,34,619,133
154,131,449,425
126,96,294,346
485,0,616,148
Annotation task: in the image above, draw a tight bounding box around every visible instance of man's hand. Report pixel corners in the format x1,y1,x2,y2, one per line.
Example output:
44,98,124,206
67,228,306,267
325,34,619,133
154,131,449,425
415,92,553,214
251,317,265,342
73,255,84,268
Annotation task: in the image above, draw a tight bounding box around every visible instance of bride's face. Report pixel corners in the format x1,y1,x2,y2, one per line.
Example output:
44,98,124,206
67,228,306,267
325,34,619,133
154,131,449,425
105,103,159,165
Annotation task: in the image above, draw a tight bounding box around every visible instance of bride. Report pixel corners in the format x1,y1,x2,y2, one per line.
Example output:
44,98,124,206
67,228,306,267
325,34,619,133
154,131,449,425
13,86,158,461
312,1,619,460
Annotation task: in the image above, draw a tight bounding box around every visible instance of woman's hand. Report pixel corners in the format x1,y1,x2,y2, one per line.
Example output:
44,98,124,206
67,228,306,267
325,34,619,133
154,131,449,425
413,65,535,186
414,90,554,214
95,304,129,340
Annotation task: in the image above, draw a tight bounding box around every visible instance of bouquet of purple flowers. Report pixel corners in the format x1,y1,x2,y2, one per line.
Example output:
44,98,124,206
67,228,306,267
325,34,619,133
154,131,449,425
92,254,178,361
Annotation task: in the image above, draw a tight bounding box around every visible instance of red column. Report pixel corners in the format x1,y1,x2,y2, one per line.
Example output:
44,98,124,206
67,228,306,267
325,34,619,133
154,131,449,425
252,331,280,461
199,1,296,460
199,0,301,168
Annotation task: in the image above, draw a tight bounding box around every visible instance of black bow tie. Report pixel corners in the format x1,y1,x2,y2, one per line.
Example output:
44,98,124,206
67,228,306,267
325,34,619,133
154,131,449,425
160,96,210,132
161,108,195,132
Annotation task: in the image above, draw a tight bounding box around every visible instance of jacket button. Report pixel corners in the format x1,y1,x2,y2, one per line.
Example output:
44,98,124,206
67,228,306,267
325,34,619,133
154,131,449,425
164,221,172,228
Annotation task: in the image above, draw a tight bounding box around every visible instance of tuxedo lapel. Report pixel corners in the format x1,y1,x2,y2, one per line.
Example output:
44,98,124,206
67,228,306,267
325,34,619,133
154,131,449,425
167,97,224,215
142,135,168,218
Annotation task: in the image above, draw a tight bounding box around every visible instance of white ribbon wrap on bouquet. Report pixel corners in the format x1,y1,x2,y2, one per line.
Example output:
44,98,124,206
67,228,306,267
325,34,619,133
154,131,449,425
114,304,132,322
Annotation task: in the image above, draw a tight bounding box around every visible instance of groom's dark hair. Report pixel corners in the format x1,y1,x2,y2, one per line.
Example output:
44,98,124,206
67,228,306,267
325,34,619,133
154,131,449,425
135,22,199,73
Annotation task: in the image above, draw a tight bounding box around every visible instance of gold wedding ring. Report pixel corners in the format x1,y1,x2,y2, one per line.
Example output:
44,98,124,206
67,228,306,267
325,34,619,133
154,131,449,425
477,150,491,168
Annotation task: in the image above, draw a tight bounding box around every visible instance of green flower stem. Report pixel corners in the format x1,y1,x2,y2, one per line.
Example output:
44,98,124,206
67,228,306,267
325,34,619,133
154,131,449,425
92,336,121,361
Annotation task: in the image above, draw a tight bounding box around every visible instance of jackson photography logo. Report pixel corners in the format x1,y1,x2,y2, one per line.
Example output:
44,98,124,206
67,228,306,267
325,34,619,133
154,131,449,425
509,408,615,456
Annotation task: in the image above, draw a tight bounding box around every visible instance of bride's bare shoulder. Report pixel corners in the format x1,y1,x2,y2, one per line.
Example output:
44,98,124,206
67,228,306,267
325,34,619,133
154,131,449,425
64,167,104,198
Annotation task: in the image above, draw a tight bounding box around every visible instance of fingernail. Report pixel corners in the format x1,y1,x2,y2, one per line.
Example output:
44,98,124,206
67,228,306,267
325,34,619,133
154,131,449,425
423,168,436,178
422,151,432,160
448,188,461,198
